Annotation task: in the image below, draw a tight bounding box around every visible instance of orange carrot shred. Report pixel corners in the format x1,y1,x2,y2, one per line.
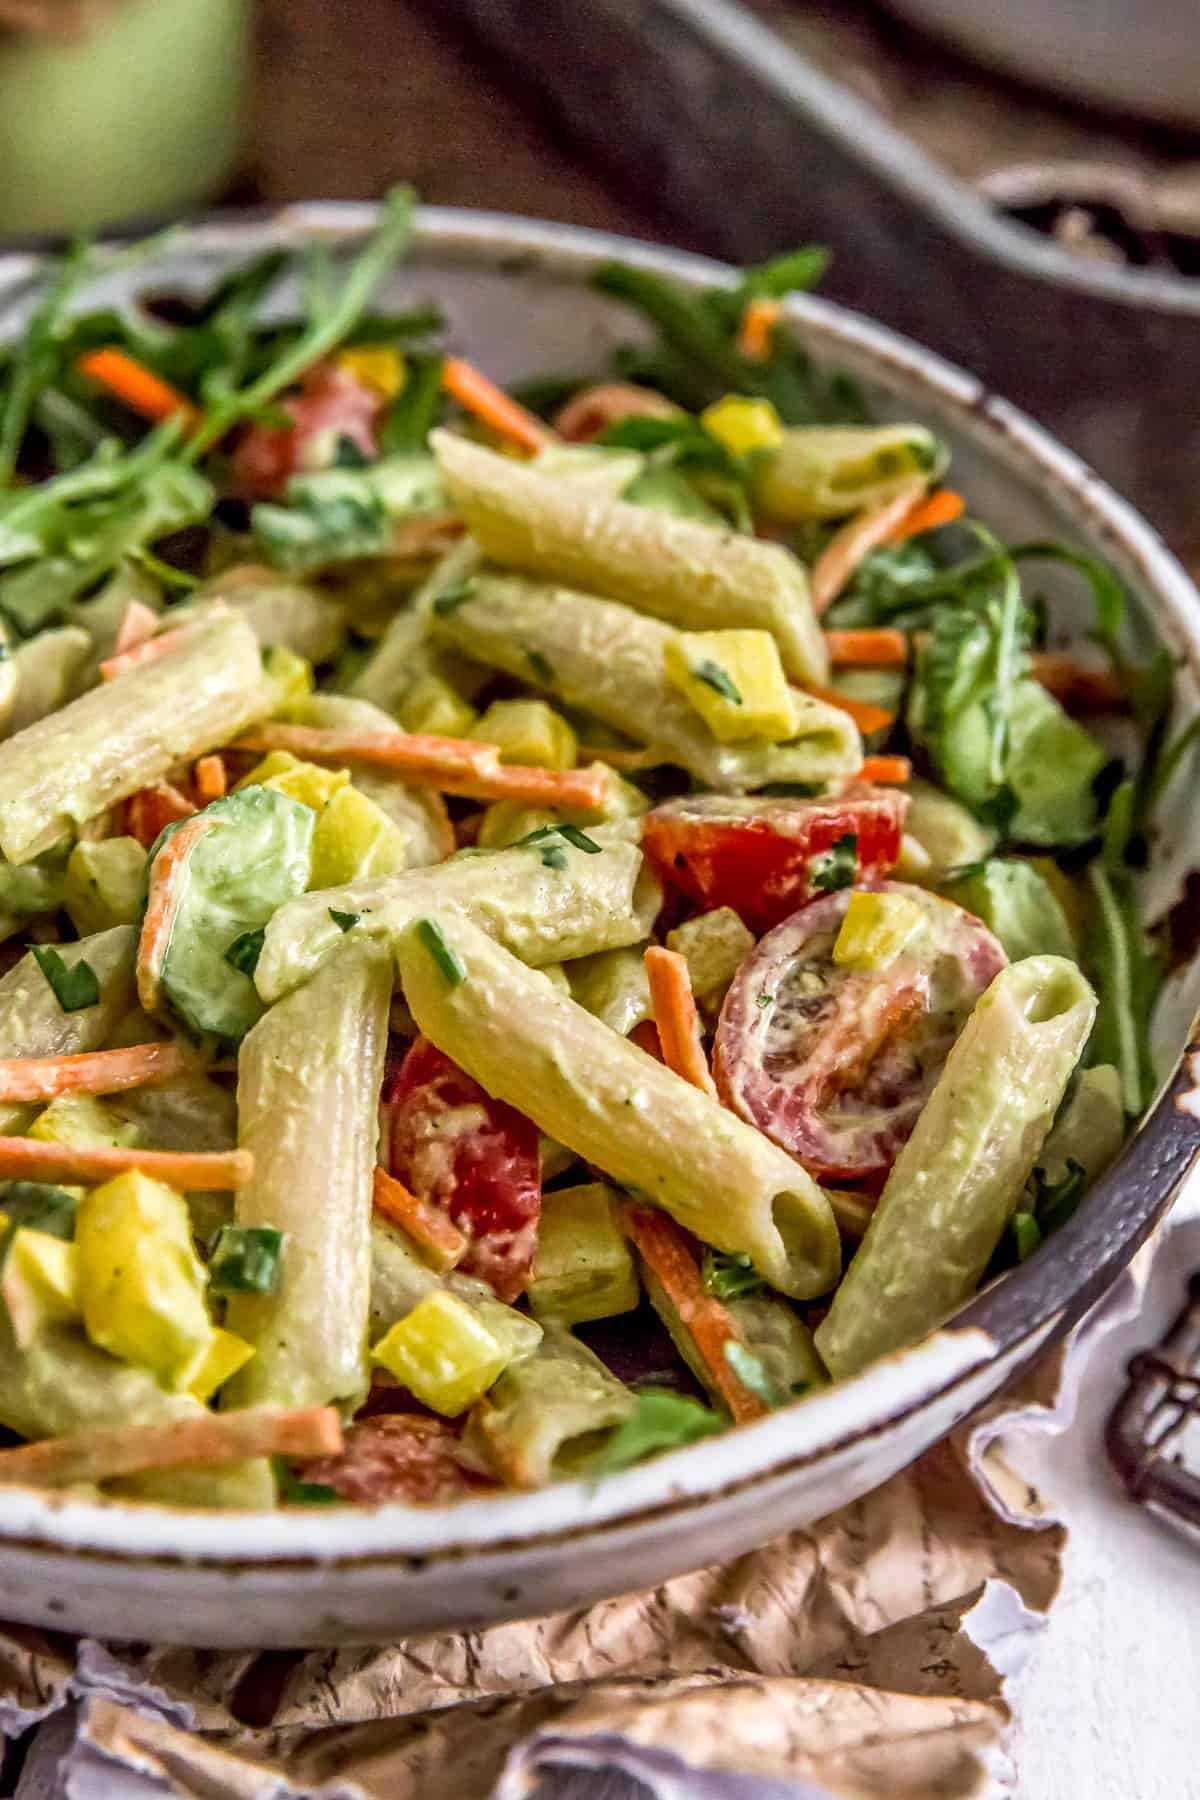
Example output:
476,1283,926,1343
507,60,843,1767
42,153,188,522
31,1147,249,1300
644,947,717,1098
858,755,911,785
823,628,909,668
736,297,781,362
810,483,927,616
800,681,895,737
441,356,554,454
137,814,217,1015
110,599,159,660
77,348,199,431
884,488,965,544
0,1405,340,1489
620,1204,767,1424
0,1041,191,1105
193,754,227,802
124,783,197,850
0,1138,252,1190
372,1167,467,1273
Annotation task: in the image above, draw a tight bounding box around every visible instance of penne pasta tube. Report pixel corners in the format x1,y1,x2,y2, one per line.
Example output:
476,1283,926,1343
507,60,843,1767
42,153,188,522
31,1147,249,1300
465,1321,634,1488
0,612,271,864
431,430,828,683
0,926,136,1136
225,942,391,1411
432,573,860,792
395,914,842,1300
255,831,661,1004
814,957,1096,1378
2,626,93,738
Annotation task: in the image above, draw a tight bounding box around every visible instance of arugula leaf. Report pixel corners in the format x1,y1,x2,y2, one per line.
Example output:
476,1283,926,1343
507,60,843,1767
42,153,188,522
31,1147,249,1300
810,832,858,893
1031,1157,1088,1238
225,928,267,980
329,908,360,932
1085,865,1163,1117
700,1249,765,1301
380,352,445,453
209,1224,284,1295
272,1455,339,1506
693,659,742,705
415,917,467,987
591,1387,723,1476
32,946,100,1013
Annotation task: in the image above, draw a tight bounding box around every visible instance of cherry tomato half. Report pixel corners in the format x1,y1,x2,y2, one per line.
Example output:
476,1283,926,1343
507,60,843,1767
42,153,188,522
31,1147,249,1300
230,363,383,500
642,785,907,935
385,1036,541,1302
713,882,1006,1184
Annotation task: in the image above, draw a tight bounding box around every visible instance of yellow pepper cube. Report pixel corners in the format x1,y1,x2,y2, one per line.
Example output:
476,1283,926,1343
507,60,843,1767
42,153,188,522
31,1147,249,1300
76,1171,212,1387
398,672,478,739
310,784,412,887
371,1290,509,1416
237,749,350,813
336,345,407,399
667,906,755,1016
527,1183,640,1326
473,698,578,770
31,1092,141,1150
664,629,797,743
700,394,785,458
64,836,147,934
833,890,926,971
263,645,314,710
181,1326,256,1402
0,1230,80,1347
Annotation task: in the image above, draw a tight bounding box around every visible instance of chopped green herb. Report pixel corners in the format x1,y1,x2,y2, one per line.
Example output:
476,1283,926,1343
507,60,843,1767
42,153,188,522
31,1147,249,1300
555,823,602,854
329,908,360,933
130,546,200,591
272,1455,339,1506
380,351,445,454
333,434,370,468
1010,1212,1043,1263
591,1387,723,1477
756,992,774,1009
416,917,467,988
724,1340,783,1406
0,1182,78,1270
540,844,569,870
1033,1156,1089,1238
515,822,602,859
31,945,100,1013
431,579,477,617
225,927,266,980
692,659,742,705
525,646,555,685
209,1224,284,1295
810,832,858,893
701,1250,765,1301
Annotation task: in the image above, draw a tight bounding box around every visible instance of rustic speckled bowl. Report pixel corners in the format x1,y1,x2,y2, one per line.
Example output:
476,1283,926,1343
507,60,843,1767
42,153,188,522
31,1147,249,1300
1,205,1199,1647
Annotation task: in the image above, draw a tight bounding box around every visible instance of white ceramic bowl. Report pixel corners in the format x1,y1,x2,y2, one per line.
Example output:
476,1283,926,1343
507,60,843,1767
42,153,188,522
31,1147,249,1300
1,205,1199,1647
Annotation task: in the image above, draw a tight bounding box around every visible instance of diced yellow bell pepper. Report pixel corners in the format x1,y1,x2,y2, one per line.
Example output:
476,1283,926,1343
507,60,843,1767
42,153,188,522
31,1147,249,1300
263,645,314,711
833,890,925,971
64,836,147,934
472,698,578,770
236,749,350,812
527,1182,640,1326
336,345,407,400
31,1092,141,1150
664,629,797,744
181,1326,256,1402
310,783,413,887
371,1290,509,1416
700,395,785,458
398,672,478,739
667,906,755,1017
0,1229,80,1347
76,1171,212,1387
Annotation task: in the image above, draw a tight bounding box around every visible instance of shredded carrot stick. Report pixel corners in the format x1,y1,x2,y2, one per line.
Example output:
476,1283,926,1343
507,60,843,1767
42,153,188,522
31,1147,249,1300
0,1405,341,1489
234,725,609,809
736,297,781,362
884,487,964,544
441,356,554,454
193,754,227,802
137,815,217,1016
857,754,911,785
0,1041,191,1105
372,1166,467,1273
1030,651,1127,715
800,681,895,737
0,1138,252,1190
111,599,160,660
76,348,199,431
620,1204,767,1424
644,947,717,1098
823,628,909,668
810,482,928,616
124,782,197,850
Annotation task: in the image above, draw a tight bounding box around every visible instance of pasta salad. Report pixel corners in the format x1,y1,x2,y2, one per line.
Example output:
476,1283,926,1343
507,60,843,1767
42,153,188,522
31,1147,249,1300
0,191,1181,1507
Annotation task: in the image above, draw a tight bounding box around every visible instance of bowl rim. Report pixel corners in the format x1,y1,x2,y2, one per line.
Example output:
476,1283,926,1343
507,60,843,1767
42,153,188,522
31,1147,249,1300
0,200,1198,1569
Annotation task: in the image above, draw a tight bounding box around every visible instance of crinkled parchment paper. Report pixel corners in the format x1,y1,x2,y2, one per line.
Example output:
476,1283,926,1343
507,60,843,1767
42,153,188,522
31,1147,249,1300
6,1181,1198,1800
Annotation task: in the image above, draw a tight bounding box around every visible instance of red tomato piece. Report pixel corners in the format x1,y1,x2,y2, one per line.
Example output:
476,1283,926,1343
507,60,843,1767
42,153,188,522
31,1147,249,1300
641,785,907,935
713,882,1006,1184
229,363,383,500
298,1414,494,1505
124,782,197,848
385,1036,541,1302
